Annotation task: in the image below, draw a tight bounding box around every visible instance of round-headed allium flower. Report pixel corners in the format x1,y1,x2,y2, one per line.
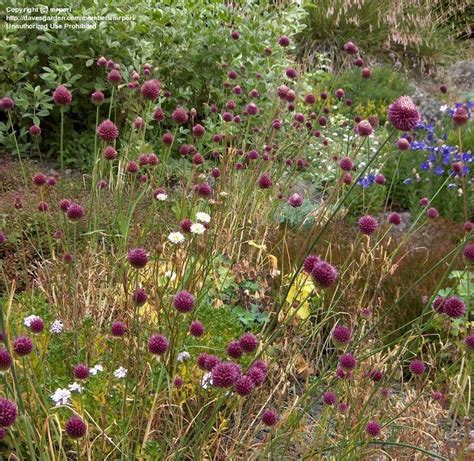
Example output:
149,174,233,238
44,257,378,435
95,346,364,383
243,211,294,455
247,364,267,386
463,244,474,262
13,336,33,356
312,261,338,288
286,67,298,79
339,353,356,371
432,296,446,313
234,375,254,396
97,119,119,141
439,84,448,94
303,255,319,273
409,359,426,376
134,117,144,130
278,35,290,47
162,132,174,145
172,107,188,125
288,193,303,208
356,120,373,136
197,353,220,371
103,145,117,160
0,232,5,245
366,420,381,437
91,90,104,105
111,321,127,337
388,212,402,226
192,124,206,138
107,69,121,84
343,41,358,54
29,125,41,136
369,369,384,382
189,320,205,337
52,85,72,106
339,157,354,171
239,333,258,353
33,172,47,186
396,138,410,150
432,391,444,401
443,297,466,319
192,153,204,165
0,97,15,111
261,409,278,426
211,361,241,388
419,197,430,207
388,96,420,131
230,30,240,40
258,173,272,189
148,334,169,355
361,67,372,79
452,107,469,126
132,288,147,306
73,364,89,380
427,207,439,219
173,376,183,388
335,88,345,99
65,415,87,439
464,334,474,351
332,325,352,347
245,103,259,116
127,248,148,269
37,201,49,212
153,106,165,122
180,219,192,233
141,79,160,100
66,203,85,222
0,399,18,427
227,340,243,359
30,317,44,334
323,391,337,405
168,232,185,245
173,290,195,313
358,215,378,235
0,349,12,371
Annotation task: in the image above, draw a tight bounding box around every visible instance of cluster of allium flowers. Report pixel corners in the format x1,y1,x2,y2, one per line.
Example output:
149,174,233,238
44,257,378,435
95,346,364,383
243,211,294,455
388,96,420,131
261,409,278,426
111,321,127,337
332,325,352,347
148,334,169,355
311,260,338,288
197,353,220,371
97,119,119,141
65,416,87,439
13,336,33,356
323,391,337,405
227,340,243,359
409,359,426,376
132,287,147,306
0,399,18,427
66,202,85,221
173,290,195,313
365,420,381,437
339,353,356,371
52,85,72,106
358,215,378,235
239,333,258,353
247,360,268,386
234,375,254,396
211,361,241,388
141,79,161,100
443,296,466,318
127,247,148,269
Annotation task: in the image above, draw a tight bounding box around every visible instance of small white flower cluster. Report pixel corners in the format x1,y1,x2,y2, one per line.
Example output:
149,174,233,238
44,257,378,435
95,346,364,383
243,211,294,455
155,193,168,201
51,388,71,406
165,270,177,281
195,212,211,224
190,223,206,235
89,364,103,376
177,351,190,363
201,372,213,389
167,232,185,245
113,367,127,378
23,315,41,327
50,320,63,334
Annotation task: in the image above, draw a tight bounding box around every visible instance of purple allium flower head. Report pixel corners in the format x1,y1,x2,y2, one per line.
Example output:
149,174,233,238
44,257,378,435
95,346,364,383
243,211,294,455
427,207,439,219
234,375,254,396
464,334,474,351
261,409,278,426
258,173,272,189
388,96,420,131
173,291,195,313
103,145,117,160
192,124,205,138
107,69,122,84
358,215,378,235
228,70,238,80
33,173,47,186
29,125,41,136
443,297,466,319
230,30,240,40
65,416,87,439
173,376,183,388
432,296,446,313
361,67,372,79
148,334,169,355
197,353,220,371
0,97,15,111
141,79,161,100
111,321,127,337
172,107,188,125
91,90,105,105
52,85,72,106
0,349,12,371
63,252,73,264
132,288,147,306
0,232,4,245
366,420,381,437
343,41,358,54
37,201,49,212
197,183,212,197
409,359,426,376
312,261,338,288
439,84,448,94
356,120,373,136
30,317,44,334
127,248,148,269
342,173,352,184
388,212,402,226
463,244,474,262
369,369,383,382
419,197,430,207
285,68,298,79
335,88,345,99
396,138,410,150
278,35,290,47
60,199,71,212
250,89,260,98
97,119,119,141
180,219,192,233
432,391,444,401
305,93,316,105
288,193,303,208
13,336,33,356
162,132,174,145
189,320,205,337
318,116,327,127
73,364,89,380
153,106,165,122
134,116,144,130
303,255,319,273
323,391,337,406
339,157,354,172
66,203,85,222
247,366,266,386
47,176,57,187
227,340,243,359
452,107,469,126
211,361,241,387
332,325,352,347
245,103,259,115
239,333,258,353
339,353,356,371
0,399,17,427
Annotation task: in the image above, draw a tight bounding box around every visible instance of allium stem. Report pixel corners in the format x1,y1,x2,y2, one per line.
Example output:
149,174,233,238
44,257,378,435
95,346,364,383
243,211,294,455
60,108,65,169
8,112,28,188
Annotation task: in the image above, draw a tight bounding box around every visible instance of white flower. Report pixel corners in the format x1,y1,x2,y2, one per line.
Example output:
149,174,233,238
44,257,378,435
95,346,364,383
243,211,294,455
195,212,211,223
51,388,71,406
89,364,103,376
155,193,168,201
165,270,177,281
201,372,213,389
440,104,448,113
219,192,228,198
113,367,127,378
167,232,185,244
50,320,63,334
177,351,190,363
24,315,41,327
190,223,206,235
68,382,83,393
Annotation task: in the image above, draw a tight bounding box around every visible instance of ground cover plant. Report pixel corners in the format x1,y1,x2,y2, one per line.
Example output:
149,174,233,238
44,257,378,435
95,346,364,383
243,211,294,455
0,2,473,460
